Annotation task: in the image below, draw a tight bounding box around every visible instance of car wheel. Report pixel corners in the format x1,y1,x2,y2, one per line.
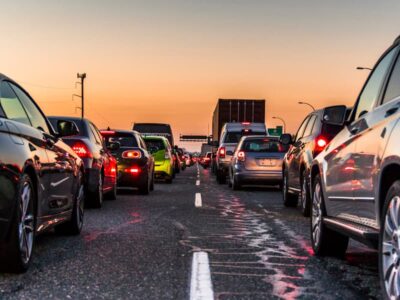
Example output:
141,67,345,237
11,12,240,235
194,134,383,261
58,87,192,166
0,174,35,273
166,176,173,184
379,180,400,300
232,175,241,191
228,169,233,188
311,174,348,257
139,172,150,195
282,170,298,207
216,170,226,184
89,172,103,208
300,170,311,217
150,171,155,191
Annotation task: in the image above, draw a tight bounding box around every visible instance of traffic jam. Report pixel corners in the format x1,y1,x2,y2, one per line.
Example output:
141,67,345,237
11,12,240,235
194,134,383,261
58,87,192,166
1,2,400,299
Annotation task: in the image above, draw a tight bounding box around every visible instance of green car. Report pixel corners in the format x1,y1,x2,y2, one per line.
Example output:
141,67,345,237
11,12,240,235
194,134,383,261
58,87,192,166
143,136,174,183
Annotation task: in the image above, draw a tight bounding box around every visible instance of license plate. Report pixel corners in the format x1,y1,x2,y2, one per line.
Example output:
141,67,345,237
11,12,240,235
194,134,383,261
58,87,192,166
259,159,275,166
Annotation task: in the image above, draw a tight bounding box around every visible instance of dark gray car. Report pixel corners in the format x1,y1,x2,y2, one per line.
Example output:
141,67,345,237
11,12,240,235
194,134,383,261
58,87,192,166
228,136,288,190
310,35,400,299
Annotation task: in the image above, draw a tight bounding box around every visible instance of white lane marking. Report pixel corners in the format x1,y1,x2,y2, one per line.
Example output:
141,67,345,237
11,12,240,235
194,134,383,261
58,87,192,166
50,177,70,187
196,180,200,186
190,251,214,300
195,193,202,207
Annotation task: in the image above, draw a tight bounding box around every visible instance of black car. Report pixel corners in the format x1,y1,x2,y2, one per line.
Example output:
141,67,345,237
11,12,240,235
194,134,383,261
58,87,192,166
49,117,118,208
100,129,155,194
281,106,349,216
0,74,84,273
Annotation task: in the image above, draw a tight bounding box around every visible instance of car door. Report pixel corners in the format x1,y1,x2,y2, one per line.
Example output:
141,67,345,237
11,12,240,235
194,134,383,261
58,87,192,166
9,82,76,213
287,115,310,190
324,45,399,221
350,45,400,226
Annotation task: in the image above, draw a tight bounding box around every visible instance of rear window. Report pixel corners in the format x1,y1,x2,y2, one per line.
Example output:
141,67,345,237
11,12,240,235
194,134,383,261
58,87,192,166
144,139,165,151
103,133,138,148
224,131,265,143
134,124,171,134
241,138,288,153
49,117,86,136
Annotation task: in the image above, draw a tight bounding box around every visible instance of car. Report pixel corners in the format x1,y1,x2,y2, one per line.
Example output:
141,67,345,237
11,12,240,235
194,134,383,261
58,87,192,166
215,122,267,184
200,152,212,169
0,74,85,273
143,136,175,183
176,147,187,170
100,129,155,194
308,35,400,299
49,117,118,207
280,106,349,216
229,136,288,190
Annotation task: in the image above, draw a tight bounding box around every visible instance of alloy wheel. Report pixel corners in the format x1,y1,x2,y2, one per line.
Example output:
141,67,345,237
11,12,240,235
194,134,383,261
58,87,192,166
382,196,400,299
311,181,323,248
19,182,34,265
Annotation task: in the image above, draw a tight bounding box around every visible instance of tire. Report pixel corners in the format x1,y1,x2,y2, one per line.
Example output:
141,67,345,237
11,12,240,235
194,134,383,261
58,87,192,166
138,172,150,195
166,176,173,184
282,170,298,207
310,175,348,257
228,169,233,188
0,174,35,273
232,175,241,191
216,169,226,184
150,171,155,191
300,170,311,217
88,172,103,208
379,180,400,300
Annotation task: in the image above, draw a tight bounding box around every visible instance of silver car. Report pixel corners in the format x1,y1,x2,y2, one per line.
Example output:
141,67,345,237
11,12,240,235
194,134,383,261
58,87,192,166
309,35,400,299
228,136,288,190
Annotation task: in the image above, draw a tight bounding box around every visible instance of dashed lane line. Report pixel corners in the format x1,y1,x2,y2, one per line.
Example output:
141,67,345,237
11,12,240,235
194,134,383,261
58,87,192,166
196,180,200,186
195,193,202,207
190,251,214,300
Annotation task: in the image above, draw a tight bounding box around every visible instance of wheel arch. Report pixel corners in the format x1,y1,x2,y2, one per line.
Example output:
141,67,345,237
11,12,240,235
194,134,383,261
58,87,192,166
378,162,400,219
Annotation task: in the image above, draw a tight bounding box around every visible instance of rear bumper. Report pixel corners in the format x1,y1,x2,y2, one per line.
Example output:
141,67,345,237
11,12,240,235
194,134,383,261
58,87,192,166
117,164,148,187
154,160,173,177
234,169,282,184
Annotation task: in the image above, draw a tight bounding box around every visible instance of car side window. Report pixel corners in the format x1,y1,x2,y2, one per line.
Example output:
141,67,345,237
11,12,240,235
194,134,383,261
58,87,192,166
89,123,101,145
295,116,310,142
138,136,147,150
383,52,400,104
0,82,31,126
303,115,317,138
354,46,398,120
9,82,50,133
91,122,105,146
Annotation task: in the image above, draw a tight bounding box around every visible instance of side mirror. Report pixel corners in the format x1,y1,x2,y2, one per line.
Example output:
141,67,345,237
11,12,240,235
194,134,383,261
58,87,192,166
279,133,293,145
107,142,120,151
57,120,79,137
323,105,347,126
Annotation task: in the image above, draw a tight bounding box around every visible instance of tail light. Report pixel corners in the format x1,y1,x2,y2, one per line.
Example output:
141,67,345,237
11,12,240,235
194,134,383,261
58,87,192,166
125,167,140,174
100,130,115,136
72,141,92,158
122,150,142,159
314,136,328,155
219,147,226,158
237,150,246,162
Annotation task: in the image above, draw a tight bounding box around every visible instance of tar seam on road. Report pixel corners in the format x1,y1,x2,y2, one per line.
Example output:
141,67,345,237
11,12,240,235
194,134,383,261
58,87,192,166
195,193,202,207
190,252,214,300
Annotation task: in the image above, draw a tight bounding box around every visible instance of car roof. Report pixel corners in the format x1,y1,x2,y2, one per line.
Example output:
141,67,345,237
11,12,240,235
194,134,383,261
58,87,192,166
143,135,168,141
224,122,266,131
241,135,278,140
100,128,140,135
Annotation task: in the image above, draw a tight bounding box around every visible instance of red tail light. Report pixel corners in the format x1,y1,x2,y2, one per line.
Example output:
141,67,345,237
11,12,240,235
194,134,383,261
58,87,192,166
315,136,328,154
122,150,142,159
237,150,246,162
125,167,140,174
242,122,250,125
72,141,92,158
219,147,226,158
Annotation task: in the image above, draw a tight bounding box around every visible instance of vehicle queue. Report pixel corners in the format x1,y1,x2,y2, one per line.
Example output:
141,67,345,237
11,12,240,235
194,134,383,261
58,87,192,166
2,35,400,299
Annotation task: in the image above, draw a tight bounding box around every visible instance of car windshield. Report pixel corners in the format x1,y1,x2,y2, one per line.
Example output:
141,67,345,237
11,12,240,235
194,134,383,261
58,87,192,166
224,131,265,143
144,139,165,152
104,133,138,147
241,138,288,153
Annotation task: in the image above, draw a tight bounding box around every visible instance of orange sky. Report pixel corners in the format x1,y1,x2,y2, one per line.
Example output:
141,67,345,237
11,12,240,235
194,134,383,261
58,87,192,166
2,1,400,151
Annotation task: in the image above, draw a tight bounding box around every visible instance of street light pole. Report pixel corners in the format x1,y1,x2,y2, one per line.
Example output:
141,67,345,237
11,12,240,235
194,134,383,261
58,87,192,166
272,116,286,133
76,73,86,118
298,101,315,111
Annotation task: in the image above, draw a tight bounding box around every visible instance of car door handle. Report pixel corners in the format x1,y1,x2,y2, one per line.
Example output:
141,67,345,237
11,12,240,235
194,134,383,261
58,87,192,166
385,106,399,117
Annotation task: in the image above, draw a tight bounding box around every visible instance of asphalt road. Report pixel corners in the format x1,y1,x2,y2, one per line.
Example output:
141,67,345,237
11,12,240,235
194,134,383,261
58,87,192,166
0,165,381,299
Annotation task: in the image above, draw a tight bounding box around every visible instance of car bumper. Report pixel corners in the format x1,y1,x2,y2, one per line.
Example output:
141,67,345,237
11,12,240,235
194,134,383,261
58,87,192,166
154,160,173,178
234,169,283,184
117,164,148,187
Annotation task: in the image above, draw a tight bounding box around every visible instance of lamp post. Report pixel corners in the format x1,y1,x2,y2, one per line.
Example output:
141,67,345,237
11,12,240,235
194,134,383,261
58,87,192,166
272,116,286,133
298,101,315,111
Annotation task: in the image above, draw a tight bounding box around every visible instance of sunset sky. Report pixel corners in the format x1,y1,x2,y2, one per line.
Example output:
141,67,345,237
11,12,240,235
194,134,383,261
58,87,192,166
2,0,400,151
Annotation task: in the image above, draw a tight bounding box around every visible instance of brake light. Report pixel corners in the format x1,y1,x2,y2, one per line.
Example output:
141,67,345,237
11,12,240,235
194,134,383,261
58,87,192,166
237,151,246,162
122,150,142,159
72,141,92,158
100,130,115,136
219,147,226,158
315,136,328,154
125,167,140,174
110,167,116,174
242,122,250,125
